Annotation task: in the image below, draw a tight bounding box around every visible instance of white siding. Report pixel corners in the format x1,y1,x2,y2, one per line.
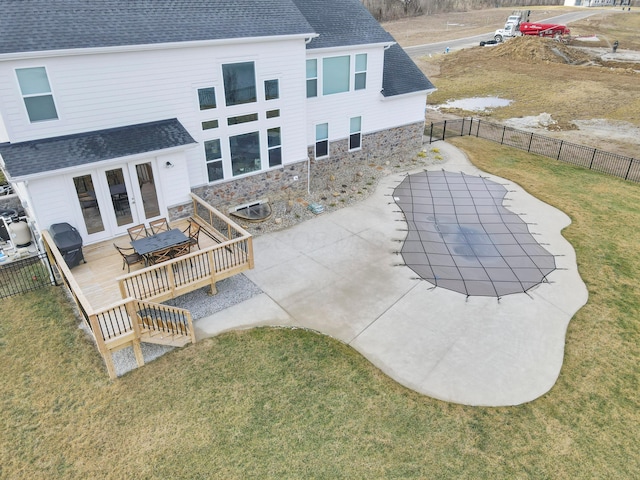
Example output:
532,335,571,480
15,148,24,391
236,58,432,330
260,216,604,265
0,37,309,189
26,176,75,235
305,45,426,145
155,151,192,208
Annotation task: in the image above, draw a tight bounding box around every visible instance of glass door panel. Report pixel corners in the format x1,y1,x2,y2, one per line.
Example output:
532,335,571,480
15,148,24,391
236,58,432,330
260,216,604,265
105,168,133,227
135,162,160,220
73,174,105,234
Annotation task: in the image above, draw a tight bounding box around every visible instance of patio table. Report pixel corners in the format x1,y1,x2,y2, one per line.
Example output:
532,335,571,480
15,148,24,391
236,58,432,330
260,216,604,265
130,228,189,260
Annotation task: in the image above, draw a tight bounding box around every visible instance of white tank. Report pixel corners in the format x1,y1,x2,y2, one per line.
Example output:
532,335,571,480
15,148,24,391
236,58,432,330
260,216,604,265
9,221,32,248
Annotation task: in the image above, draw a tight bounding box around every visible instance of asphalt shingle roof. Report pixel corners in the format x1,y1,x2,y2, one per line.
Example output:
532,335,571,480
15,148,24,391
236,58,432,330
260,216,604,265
292,0,394,49
0,119,196,178
0,0,315,55
382,44,435,97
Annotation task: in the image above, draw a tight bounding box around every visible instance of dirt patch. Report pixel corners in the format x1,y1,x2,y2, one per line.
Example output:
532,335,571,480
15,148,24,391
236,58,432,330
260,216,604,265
486,36,594,64
410,9,640,159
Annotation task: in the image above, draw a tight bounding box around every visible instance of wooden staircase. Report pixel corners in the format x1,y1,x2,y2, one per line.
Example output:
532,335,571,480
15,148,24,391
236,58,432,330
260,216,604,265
136,305,194,347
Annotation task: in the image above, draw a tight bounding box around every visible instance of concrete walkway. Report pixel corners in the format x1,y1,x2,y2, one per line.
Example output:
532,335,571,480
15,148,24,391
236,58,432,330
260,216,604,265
195,143,588,406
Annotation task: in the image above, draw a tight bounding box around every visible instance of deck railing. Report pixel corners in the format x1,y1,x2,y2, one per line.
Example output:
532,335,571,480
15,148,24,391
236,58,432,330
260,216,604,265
117,195,253,302
41,216,226,379
41,197,252,379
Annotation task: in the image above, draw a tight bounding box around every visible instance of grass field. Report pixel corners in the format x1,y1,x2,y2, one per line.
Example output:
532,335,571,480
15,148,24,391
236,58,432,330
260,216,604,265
2,137,639,478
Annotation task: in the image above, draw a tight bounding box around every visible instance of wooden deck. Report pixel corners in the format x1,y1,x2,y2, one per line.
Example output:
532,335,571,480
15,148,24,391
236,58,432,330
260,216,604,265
42,194,254,379
73,218,223,310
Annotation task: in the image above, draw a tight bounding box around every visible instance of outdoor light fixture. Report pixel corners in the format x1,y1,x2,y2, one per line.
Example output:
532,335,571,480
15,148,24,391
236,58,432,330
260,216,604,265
165,161,174,168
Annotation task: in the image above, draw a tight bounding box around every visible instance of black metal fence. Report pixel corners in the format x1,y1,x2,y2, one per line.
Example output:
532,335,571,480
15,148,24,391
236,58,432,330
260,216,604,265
0,252,58,299
426,118,640,183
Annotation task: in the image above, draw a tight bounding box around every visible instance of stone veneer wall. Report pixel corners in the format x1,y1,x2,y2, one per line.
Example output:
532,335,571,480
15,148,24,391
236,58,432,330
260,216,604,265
180,121,423,217
306,121,424,192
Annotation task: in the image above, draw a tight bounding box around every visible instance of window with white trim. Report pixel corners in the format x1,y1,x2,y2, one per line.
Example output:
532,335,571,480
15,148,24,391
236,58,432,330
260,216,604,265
202,119,219,130
267,127,282,167
322,56,350,95
198,87,217,110
315,123,329,158
354,54,367,90
230,132,261,176
349,116,362,151
16,67,58,122
205,139,223,182
264,79,279,100
222,62,256,106
306,59,318,98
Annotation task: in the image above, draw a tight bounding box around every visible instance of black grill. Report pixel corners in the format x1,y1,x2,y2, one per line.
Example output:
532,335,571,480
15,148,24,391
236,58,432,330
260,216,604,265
50,223,85,269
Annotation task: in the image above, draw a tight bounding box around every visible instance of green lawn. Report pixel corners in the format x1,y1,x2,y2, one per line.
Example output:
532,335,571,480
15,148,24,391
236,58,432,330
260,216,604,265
2,138,639,478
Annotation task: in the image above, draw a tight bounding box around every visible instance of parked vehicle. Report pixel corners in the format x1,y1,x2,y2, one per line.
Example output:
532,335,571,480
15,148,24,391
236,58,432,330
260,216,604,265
494,22,570,43
520,22,570,38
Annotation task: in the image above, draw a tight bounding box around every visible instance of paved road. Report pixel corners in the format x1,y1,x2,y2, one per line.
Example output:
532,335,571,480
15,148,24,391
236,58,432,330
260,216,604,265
405,10,602,58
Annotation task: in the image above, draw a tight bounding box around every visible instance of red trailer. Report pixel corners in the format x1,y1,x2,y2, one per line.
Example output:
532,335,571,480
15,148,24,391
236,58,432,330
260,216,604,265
519,22,571,38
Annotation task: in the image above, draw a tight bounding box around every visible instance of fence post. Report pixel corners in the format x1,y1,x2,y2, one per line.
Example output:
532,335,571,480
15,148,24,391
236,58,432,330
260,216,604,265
442,120,447,141
476,119,480,137
500,125,506,144
528,132,534,152
468,118,473,136
589,149,597,169
461,117,465,137
557,141,564,160
429,122,434,144
625,159,633,180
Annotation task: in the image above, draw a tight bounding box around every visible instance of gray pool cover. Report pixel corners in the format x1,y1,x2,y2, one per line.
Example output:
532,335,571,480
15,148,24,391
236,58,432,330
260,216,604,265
393,171,556,297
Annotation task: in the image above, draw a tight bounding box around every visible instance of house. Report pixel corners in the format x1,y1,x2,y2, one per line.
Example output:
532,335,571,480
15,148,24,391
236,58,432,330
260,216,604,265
0,0,435,246
563,0,617,6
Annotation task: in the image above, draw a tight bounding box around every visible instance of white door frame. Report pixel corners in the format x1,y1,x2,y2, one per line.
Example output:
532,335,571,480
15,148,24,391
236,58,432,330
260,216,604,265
69,158,166,243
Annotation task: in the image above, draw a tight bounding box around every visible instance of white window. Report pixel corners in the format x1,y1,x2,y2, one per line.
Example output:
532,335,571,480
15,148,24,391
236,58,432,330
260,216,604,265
315,123,329,158
267,127,282,167
202,120,219,130
355,54,367,90
205,139,223,182
349,116,362,151
264,79,279,100
306,59,317,98
222,62,256,106
197,87,217,110
16,67,58,122
322,56,350,95
230,132,261,176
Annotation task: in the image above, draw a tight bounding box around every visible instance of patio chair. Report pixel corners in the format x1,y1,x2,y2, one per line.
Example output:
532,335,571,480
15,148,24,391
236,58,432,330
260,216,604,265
149,217,170,235
171,241,192,259
113,243,144,272
182,219,201,249
147,246,173,265
127,224,148,241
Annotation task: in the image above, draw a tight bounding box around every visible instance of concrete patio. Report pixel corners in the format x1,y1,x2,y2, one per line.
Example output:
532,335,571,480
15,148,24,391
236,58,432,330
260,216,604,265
195,142,588,406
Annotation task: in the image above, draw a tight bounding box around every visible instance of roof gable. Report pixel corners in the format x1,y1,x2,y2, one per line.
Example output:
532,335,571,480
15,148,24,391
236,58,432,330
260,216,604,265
383,44,435,97
0,0,315,55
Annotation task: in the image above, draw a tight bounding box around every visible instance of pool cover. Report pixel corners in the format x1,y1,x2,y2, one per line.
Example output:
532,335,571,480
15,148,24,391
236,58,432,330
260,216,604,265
393,171,556,297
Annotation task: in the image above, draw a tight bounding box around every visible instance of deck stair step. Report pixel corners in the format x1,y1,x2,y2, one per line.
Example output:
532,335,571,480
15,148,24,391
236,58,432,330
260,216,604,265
136,306,193,347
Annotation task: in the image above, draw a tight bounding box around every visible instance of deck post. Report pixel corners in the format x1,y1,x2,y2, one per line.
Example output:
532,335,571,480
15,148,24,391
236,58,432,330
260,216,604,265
89,313,117,379
126,300,145,368
208,250,217,295
247,237,255,269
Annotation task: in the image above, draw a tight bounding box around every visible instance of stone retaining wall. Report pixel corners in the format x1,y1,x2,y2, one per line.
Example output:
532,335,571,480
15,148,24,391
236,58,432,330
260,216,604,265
183,122,423,216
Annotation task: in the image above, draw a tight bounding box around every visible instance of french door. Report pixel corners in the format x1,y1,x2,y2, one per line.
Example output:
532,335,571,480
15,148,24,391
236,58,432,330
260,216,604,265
72,161,162,242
